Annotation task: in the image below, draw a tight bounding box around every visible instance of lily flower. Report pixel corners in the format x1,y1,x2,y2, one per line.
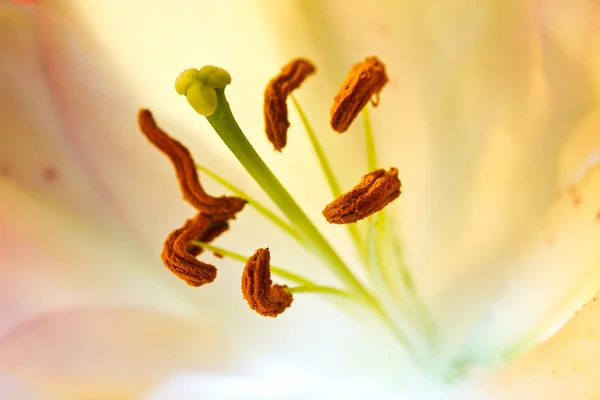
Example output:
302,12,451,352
2,0,600,399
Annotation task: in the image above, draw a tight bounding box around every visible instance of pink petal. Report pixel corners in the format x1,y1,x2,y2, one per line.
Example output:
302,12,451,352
0,307,235,399
0,181,202,336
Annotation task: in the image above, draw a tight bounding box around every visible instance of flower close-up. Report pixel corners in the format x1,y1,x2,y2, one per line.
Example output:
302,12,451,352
2,0,600,399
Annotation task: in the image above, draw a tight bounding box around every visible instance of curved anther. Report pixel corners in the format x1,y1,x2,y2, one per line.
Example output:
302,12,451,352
264,58,316,151
161,213,230,287
242,248,293,317
330,56,388,133
138,108,246,220
323,167,401,224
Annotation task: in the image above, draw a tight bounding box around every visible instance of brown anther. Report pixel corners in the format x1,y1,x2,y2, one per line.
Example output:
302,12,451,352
138,109,246,220
186,219,229,257
264,58,316,151
242,248,293,317
322,167,401,224
161,213,219,286
330,56,388,133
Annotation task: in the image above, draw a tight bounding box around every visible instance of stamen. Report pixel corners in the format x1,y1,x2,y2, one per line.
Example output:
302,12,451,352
330,56,388,133
186,219,229,257
241,248,293,317
162,213,221,286
196,163,304,244
264,58,316,151
138,109,246,220
322,168,401,224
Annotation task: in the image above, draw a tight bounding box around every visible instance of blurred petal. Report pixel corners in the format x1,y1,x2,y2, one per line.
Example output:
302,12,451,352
455,157,600,362
0,1,105,216
482,293,600,400
0,180,202,335
0,372,47,400
0,307,234,399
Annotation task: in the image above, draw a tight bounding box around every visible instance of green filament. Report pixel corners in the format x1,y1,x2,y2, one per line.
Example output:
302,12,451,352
193,241,351,298
363,106,378,171
196,164,303,244
290,94,364,260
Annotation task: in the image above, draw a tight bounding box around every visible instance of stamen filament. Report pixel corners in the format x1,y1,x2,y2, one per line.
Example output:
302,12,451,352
363,106,378,171
193,241,322,288
291,94,364,259
285,284,353,298
390,233,437,340
365,215,434,365
196,164,304,244
290,95,343,197
205,89,375,306
361,102,438,357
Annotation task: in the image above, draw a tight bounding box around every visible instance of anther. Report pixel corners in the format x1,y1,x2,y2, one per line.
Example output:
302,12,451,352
242,248,293,317
330,56,388,133
186,219,229,257
322,168,401,224
264,58,316,151
138,109,246,220
162,213,221,286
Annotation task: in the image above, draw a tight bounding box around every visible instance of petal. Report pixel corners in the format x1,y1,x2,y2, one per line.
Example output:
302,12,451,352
143,368,493,400
0,307,234,399
457,157,600,363
481,293,600,399
0,1,105,216
0,372,47,400
0,180,200,335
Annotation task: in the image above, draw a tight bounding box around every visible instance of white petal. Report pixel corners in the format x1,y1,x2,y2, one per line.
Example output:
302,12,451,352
481,293,600,399
457,159,600,362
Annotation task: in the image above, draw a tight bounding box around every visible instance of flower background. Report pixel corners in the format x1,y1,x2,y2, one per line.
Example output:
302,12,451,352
2,0,600,399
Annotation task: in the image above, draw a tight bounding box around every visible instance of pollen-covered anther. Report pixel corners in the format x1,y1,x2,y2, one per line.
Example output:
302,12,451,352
330,56,388,133
242,248,293,317
322,167,401,224
162,213,224,286
264,58,316,151
185,219,229,257
138,109,246,220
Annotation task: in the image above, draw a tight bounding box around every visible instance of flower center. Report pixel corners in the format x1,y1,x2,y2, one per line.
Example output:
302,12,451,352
138,56,442,373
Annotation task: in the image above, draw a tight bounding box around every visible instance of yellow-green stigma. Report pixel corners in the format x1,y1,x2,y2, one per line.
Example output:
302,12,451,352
175,66,232,116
